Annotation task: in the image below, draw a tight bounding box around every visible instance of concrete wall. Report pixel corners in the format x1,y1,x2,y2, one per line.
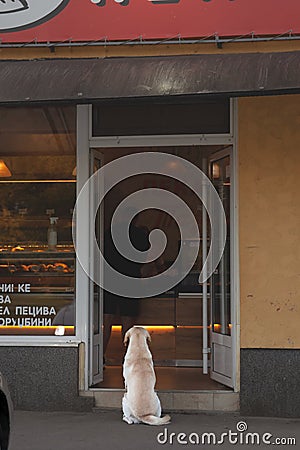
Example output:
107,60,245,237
238,94,300,349
0,347,93,411
240,349,300,418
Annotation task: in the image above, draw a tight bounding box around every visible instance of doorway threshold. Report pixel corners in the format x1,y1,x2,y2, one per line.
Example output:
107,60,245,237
93,366,229,391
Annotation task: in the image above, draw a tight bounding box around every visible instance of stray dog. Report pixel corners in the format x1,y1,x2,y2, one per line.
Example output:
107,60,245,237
122,326,171,426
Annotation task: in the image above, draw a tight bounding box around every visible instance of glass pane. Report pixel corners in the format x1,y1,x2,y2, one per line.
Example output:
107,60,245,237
93,296,100,335
93,155,102,336
210,155,231,336
0,105,76,336
93,99,230,136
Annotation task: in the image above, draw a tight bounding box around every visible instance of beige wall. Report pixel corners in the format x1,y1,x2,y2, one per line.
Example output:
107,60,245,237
239,94,300,348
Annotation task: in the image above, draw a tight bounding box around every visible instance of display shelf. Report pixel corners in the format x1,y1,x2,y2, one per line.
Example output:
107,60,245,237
0,246,75,335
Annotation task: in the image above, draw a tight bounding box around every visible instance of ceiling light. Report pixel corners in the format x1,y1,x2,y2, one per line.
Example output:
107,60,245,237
0,160,12,177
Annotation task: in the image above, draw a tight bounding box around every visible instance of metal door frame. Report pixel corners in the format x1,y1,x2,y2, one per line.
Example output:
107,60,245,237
75,100,240,392
208,147,234,388
89,149,104,385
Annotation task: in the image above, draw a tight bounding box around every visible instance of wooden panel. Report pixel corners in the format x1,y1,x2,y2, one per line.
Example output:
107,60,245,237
105,329,124,364
106,327,176,364
148,328,175,361
105,297,208,364
175,327,203,360
176,297,202,326
136,297,175,325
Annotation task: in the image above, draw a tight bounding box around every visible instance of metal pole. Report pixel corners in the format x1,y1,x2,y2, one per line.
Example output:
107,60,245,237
202,157,208,374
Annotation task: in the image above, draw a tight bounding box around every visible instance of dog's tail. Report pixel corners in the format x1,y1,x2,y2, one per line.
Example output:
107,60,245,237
139,414,171,426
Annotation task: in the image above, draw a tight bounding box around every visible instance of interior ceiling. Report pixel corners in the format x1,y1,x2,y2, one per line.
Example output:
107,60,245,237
0,106,76,156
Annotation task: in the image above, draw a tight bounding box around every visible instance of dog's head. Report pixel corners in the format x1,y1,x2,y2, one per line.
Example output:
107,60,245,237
124,326,151,346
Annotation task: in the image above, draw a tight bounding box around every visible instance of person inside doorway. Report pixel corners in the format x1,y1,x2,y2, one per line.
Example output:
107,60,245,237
103,207,150,363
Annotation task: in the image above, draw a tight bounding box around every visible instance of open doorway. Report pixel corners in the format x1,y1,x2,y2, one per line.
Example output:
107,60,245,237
89,144,235,391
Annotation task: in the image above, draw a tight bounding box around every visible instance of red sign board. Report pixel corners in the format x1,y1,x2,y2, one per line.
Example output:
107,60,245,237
0,0,300,43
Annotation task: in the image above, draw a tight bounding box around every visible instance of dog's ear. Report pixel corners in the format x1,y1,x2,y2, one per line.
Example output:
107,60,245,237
146,330,151,344
124,329,130,346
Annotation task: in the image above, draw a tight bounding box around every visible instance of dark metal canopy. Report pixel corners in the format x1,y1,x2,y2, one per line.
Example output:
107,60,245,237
0,51,299,104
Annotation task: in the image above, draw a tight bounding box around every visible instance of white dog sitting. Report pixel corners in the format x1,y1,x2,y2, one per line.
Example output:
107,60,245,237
122,326,171,426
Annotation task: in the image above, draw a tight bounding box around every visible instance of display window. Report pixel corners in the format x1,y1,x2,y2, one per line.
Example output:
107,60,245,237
0,106,76,336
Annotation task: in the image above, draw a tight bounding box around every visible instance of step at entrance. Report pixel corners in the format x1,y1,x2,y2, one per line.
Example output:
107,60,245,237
90,390,239,412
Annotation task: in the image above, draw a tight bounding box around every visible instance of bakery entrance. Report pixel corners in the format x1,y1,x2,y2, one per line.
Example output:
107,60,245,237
88,144,235,391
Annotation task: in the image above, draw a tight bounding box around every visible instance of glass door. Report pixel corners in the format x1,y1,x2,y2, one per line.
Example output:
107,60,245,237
209,149,233,387
89,150,104,386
